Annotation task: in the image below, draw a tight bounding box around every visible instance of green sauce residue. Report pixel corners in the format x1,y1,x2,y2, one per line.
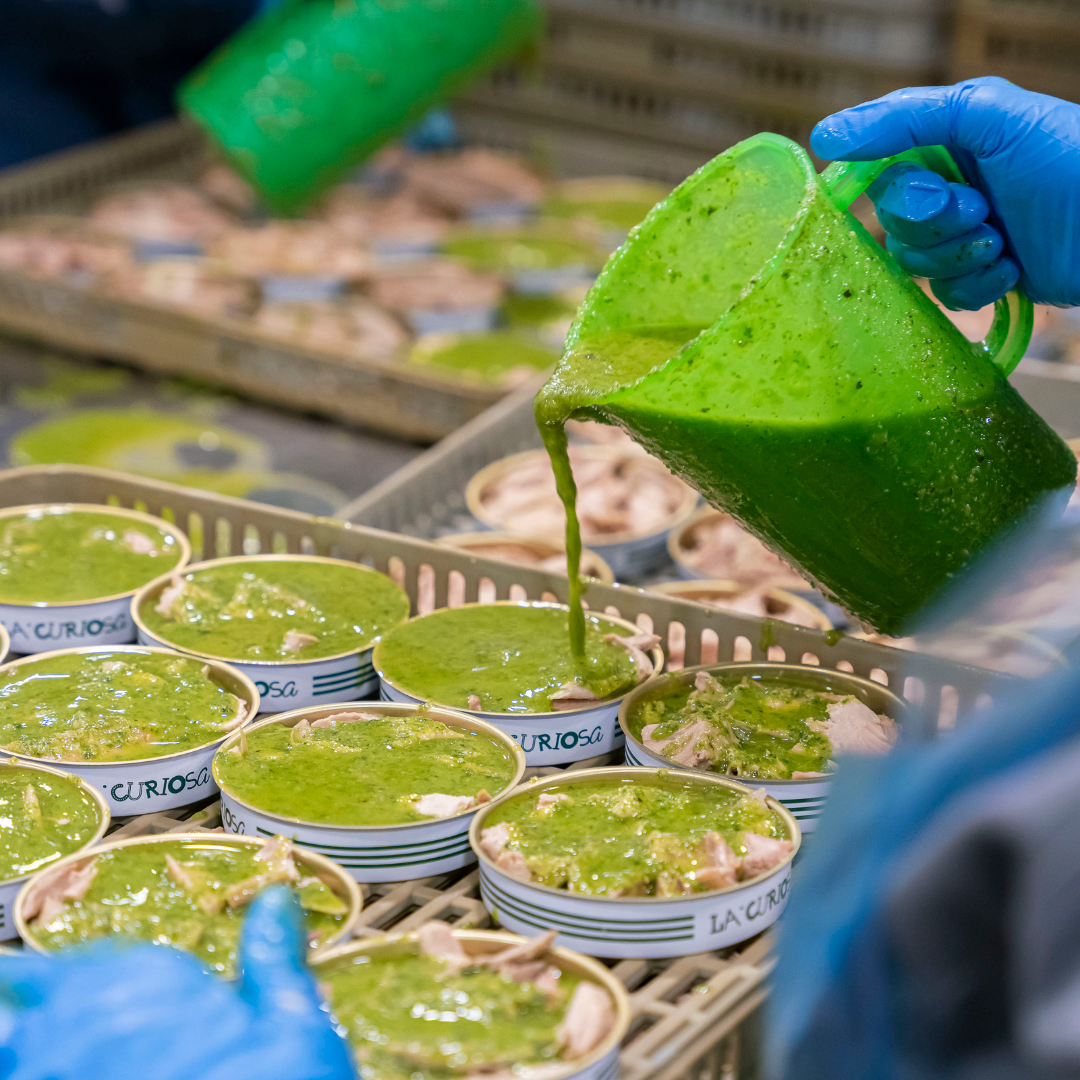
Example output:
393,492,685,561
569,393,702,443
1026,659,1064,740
0,767,101,881
319,949,579,1079
0,650,245,762
443,231,603,272
375,604,639,713
29,838,347,975
628,674,840,779
484,775,789,896
0,507,184,604
215,714,518,826
140,559,410,662
410,331,555,384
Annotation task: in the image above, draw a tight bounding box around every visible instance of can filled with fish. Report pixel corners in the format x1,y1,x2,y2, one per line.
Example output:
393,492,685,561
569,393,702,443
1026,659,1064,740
213,701,526,882
470,766,800,958
620,663,906,832
0,646,260,815
0,503,191,654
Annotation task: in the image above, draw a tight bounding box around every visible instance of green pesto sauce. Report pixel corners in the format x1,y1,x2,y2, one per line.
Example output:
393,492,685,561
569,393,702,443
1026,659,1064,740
0,766,101,881
0,508,184,604
628,675,840,779
215,716,518,826
443,232,603,272
375,604,639,714
484,775,788,896
318,949,579,1079
410,331,555,384
29,839,347,975
0,650,244,762
140,559,410,662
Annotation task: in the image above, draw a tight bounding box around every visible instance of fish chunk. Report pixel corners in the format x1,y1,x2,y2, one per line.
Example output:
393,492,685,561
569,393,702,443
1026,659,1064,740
154,577,185,618
697,831,739,890
310,711,380,728
413,792,480,819
739,833,794,880
536,792,571,814
23,784,41,826
25,858,98,924
101,660,126,674
282,630,319,654
550,682,600,711
467,694,482,711
809,699,897,756
642,718,713,768
495,850,532,882
291,718,312,741
557,981,616,1060
418,920,470,968
165,854,196,892
123,529,159,555
603,632,661,681
484,929,558,984
479,822,511,861
224,838,300,909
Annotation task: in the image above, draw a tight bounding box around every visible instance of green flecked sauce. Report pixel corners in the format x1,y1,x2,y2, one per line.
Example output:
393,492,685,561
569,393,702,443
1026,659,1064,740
140,559,410,662
443,232,603,272
29,839,347,975
0,650,246,762
215,714,518,826
410,331,555,384
628,674,843,779
375,604,639,714
483,775,789,896
0,507,184,604
319,948,580,1080
0,766,101,881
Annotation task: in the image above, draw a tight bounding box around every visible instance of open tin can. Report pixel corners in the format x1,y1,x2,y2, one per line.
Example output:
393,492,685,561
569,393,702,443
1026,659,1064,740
0,645,259,815
15,830,362,963
132,554,410,709
311,926,631,1080
0,503,191,654
375,601,665,767
470,766,800,958
0,759,110,940
214,700,526,882
619,662,906,832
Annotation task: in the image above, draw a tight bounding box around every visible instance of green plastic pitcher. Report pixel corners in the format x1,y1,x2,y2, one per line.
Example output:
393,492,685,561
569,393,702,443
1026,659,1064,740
535,133,1077,635
179,0,542,214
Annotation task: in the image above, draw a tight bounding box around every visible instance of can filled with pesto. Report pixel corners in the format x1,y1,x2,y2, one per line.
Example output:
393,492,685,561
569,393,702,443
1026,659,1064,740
0,504,191,654
470,766,800,958
15,831,361,974
311,926,631,1080
133,554,411,710
0,759,110,940
620,663,905,832
213,701,526,882
374,601,665,766
0,646,260,815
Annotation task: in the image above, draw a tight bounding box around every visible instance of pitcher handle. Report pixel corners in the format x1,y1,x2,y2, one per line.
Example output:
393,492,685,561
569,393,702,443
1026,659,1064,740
822,147,1033,378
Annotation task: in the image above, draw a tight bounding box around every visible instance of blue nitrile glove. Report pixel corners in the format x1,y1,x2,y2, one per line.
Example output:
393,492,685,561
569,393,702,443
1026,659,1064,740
0,887,354,1080
811,77,1080,311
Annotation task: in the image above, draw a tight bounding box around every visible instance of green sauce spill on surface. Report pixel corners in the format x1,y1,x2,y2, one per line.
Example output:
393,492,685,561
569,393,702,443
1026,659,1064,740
215,716,517,826
0,508,183,604
484,774,789,896
140,559,410,661
627,674,839,779
375,604,639,713
0,651,243,762
29,839,346,975
319,949,579,1080
0,767,101,881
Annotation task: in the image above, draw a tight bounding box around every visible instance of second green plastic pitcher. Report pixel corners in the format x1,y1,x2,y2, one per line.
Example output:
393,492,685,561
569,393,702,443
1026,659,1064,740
535,133,1076,634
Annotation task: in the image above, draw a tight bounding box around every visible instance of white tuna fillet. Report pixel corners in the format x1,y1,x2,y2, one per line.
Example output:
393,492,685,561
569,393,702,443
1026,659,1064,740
557,981,616,1060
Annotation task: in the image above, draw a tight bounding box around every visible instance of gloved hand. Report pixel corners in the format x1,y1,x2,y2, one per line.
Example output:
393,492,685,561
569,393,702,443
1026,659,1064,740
0,887,355,1080
811,77,1080,310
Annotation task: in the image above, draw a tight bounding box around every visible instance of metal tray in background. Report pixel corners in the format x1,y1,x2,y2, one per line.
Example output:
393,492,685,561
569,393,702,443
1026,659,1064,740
0,462,1011,1080
0,122,507,444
